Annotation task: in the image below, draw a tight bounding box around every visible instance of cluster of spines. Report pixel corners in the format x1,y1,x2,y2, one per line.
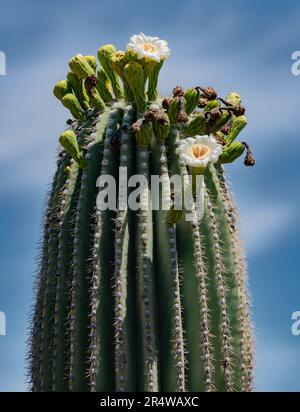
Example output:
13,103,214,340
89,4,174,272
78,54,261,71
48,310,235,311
113,106,134,392
215,166,254,391
205,191,234,391
90,107,122,391
176,149,214,392
157,142,186,392
136,144,159,392
29,155,63,391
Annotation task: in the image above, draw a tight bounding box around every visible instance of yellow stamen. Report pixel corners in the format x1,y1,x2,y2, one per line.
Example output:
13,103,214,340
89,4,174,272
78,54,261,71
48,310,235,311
188,144,210,160
141,43,156,53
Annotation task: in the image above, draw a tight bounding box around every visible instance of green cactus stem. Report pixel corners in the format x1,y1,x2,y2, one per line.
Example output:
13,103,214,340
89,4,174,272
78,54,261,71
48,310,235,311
29,34,255,392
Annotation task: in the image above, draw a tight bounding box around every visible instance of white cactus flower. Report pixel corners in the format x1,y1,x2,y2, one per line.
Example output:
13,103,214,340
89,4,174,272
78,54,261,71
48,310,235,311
176,135,223,170
127,33,170,62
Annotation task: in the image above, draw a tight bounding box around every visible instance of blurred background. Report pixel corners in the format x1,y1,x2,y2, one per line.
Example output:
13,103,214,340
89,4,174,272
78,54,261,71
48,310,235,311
0,0,299,392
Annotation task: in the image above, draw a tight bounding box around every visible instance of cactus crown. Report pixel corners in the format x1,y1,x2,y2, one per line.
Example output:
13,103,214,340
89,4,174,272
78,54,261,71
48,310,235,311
29,33,255,393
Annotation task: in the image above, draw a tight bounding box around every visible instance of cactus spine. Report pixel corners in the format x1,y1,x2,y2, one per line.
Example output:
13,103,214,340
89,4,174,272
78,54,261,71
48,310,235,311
29,33,255,392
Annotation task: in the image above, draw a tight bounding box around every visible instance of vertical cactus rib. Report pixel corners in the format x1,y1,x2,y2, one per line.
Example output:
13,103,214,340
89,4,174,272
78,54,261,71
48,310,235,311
151,138,186,392
204,189,234,391
167,225,186,392
52,155,81,392
113,105,137,391
51,122,86,392
39,149,71,391
90,106,124,391
68,111,111,391
30,151,68,391
205,163,250,391
176,152,214,392
215,164,254,391
136,144,159,392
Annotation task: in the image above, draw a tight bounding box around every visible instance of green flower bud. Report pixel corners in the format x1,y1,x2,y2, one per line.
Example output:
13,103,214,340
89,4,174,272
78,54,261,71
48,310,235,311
96,68,113,102
131,119,152,146
97,45,123,99
111,51,134,101
184,87,201,115
68,54,95,79
147,60,164,101
89,88,106,111
185,113,206,136
83,55,97,72
166,207,183,224
67,71,90,111
211,111,230,134
204,100,220,112
53,80,72,100
167,97,181,124
61,93,85,121
226,92,241,106
226,115,247,145
219,141,245,164
59,130,86,169
124,61,147,113
153,111,170,142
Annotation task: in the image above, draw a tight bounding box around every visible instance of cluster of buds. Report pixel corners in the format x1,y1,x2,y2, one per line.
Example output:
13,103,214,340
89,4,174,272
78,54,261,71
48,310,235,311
53,32,255,171
131,107,170,146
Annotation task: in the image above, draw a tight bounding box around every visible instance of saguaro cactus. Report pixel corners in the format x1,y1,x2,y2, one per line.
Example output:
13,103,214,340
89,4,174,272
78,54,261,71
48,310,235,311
29,33,255,392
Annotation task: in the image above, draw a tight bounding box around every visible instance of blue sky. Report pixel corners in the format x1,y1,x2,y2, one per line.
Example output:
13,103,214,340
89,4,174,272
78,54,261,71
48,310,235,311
0,0,300,391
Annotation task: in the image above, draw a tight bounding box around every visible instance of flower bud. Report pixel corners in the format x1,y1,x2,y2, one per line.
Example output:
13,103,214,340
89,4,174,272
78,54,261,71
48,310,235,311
168,96,187,124
226,92,241,106
96,68,113,102
97,45,123,99
184,87,201,115
61,93,85,121
68,54,95,79
209,110,231,134
83,55,97,72
83,76,106,110
153,111,170,142
226,115,247,144
53,80,72,100
185,113,206,136
124,61,147,113
89,88,106,111
67,71,90,110
147,60,164,101
59,130,86,169
219,141,245,164
203,100,220,112
131,119,152,146
110,51,134,101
